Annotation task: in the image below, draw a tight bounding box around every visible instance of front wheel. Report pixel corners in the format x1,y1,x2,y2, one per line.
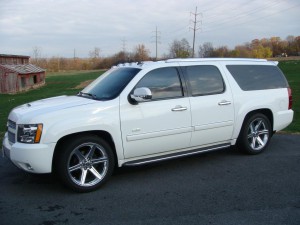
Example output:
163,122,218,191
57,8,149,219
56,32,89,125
55,135,115,192
237,113,272,154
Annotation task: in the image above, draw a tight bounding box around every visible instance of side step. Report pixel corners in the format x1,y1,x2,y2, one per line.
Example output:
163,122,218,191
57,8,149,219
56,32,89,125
123,143,231,166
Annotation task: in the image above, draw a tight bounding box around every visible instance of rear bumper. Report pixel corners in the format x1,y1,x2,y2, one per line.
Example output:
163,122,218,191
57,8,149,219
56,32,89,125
2,132,55,173
274,109,294,131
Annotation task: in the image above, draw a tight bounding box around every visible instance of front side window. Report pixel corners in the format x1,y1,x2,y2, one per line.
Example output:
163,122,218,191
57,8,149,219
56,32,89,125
135,67,183,100
184,65,225,96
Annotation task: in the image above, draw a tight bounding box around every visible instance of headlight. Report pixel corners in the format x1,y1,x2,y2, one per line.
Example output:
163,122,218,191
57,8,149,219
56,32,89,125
17,124,43,144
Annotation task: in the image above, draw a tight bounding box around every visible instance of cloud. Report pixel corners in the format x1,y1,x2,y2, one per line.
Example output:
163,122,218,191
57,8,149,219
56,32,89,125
0,0,299,57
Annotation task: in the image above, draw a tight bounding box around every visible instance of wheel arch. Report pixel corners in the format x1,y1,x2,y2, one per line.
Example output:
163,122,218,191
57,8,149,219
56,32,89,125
239,108,274,138
52,130,118,171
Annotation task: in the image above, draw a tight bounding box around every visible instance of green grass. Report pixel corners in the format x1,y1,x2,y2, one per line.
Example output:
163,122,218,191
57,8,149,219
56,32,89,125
0,62,299,143
279,60,300,133
47,69,106,77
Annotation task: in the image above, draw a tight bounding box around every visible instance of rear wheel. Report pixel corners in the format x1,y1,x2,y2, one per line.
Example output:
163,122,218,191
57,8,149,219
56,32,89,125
237,113,271,154
55,135,115,192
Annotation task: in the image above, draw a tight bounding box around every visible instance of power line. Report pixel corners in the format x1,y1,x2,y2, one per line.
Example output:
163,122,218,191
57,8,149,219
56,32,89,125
203,0,282,28
203,2,300,33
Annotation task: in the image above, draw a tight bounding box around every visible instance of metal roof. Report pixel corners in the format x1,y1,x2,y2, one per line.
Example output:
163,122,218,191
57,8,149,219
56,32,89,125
0,64,45,74
0,54,30,58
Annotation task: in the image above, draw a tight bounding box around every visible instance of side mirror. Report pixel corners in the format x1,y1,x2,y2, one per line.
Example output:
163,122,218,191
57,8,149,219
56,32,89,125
130,87,152,103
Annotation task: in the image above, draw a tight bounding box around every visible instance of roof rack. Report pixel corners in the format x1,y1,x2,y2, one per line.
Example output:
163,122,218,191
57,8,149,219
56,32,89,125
116,61,155,68
165,58,268,63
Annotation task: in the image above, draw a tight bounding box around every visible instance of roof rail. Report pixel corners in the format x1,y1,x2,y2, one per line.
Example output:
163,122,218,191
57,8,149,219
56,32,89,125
116,61,155,68
165,58,268,63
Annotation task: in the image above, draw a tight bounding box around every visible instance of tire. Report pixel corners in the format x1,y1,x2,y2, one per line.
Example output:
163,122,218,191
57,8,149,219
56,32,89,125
237,113,271,155
55,134,115,192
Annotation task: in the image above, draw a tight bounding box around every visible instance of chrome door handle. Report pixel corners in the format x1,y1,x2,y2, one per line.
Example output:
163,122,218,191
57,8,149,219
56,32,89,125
171,106,188,111
218,100,231,106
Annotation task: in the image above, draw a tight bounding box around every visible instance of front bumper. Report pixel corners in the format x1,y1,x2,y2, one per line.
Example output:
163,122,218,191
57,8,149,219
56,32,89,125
2,132,56,173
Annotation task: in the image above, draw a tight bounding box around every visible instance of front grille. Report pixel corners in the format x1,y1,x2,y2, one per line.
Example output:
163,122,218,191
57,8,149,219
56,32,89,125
7,120,17,144
8,120,16,129
8,131,16,143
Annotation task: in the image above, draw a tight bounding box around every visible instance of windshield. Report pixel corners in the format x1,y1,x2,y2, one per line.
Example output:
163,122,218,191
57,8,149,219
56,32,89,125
79,67,141,100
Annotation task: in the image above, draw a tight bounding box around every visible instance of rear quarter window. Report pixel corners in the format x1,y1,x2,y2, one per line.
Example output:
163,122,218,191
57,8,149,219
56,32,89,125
226,65,288,91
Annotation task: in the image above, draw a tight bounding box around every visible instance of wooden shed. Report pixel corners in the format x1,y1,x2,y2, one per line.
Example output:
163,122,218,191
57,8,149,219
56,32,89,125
0,54,46,94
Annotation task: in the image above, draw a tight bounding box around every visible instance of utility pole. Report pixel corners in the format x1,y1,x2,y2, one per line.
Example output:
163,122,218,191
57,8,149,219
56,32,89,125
121,38,127,61
121,38,127,52
190,7,202,57
151,26,161,60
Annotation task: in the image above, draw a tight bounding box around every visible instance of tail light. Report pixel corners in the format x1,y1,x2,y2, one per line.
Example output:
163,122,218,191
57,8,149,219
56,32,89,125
288,87,292,110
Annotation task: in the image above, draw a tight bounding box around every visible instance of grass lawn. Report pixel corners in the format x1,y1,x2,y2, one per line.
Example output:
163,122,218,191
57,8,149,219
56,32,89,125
0,61,299,143
278,60,300,133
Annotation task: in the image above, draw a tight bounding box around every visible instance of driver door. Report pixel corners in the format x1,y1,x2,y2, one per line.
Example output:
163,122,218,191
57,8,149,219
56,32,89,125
120,67,192,159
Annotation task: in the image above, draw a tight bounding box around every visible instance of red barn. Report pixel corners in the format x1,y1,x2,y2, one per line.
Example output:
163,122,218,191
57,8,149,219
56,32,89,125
0,54,46,94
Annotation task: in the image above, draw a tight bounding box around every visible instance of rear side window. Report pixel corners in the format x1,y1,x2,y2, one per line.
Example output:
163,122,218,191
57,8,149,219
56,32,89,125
226,65,288,91
135,67,183,100
184,65,225,96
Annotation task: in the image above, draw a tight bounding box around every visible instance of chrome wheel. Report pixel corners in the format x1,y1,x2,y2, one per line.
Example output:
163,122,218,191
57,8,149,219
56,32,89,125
247,118,269,151
67,142,109,187
237,113,271,155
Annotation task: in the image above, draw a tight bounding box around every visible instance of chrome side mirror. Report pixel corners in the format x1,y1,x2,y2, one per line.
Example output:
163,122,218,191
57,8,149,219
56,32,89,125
130,87,152,103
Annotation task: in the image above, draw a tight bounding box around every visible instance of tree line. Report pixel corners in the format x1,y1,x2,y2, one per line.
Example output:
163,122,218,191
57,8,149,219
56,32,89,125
198,36,300,58
31,35,300,72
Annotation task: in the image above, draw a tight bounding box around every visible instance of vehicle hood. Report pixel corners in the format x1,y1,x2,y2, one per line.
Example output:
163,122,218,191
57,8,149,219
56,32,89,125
9,95,96,123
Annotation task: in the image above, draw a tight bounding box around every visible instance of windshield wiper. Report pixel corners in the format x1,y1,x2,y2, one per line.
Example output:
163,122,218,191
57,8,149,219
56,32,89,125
77,91,98,100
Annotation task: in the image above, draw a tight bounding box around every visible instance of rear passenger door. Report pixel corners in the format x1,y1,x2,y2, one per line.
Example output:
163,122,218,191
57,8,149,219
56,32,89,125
181,64,234,147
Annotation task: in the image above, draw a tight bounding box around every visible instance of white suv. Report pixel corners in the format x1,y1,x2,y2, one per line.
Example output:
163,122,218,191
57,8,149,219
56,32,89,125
2,58,294,192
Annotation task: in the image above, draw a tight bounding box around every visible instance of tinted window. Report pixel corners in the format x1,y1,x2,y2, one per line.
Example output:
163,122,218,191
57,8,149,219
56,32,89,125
184,65,225,96
226,65,288,91
136,67,183,100
81,67,141,100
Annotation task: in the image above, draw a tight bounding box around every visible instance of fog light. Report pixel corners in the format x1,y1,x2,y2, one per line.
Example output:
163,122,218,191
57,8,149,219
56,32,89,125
25,163,33,171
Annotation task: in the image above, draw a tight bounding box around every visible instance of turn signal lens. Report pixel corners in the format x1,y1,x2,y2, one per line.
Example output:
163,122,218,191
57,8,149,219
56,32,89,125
34,124,43,143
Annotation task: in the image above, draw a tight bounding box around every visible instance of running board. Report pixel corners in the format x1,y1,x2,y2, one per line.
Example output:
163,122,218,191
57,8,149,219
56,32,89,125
123,143,231,166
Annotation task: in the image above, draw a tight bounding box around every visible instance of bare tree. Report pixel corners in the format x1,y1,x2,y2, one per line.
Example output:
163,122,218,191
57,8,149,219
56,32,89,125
31,46,42,66
169,39,191,58
89,47,101,59
89,47,101,69
198,42,213,57
133,44,150,61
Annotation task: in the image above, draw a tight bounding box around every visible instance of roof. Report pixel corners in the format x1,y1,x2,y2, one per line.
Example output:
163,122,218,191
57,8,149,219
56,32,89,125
165,58,268,63
0,64,45,74
0,54,30,59
115,58,273,69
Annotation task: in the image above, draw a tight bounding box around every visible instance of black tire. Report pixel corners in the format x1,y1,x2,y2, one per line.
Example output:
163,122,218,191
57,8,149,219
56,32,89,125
237,113,272,155
55,134,115,192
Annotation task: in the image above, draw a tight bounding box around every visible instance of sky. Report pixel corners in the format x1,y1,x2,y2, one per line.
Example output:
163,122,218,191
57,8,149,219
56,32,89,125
0,0,299,58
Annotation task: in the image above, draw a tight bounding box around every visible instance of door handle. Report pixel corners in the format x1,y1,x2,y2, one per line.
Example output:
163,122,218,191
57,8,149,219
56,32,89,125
171,106,188,111
218,100,231,106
